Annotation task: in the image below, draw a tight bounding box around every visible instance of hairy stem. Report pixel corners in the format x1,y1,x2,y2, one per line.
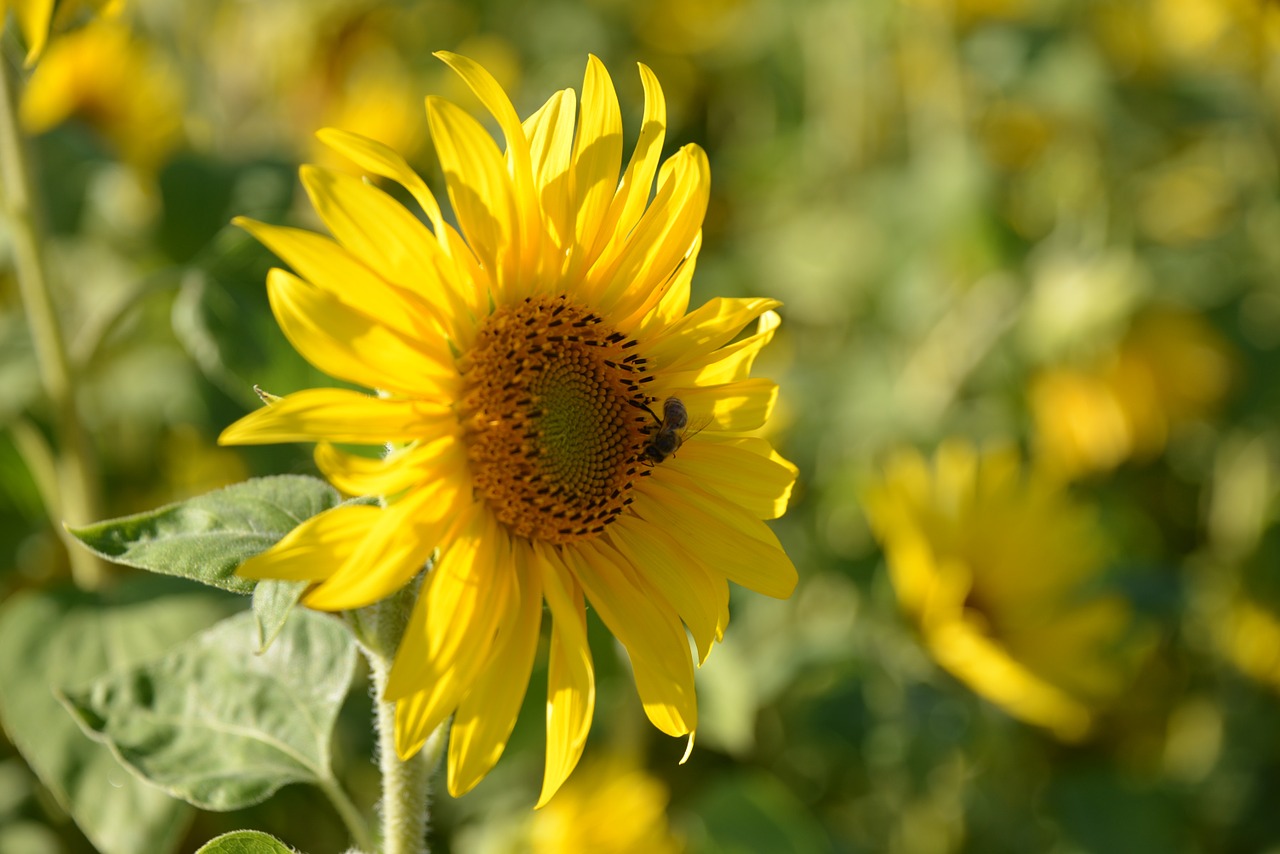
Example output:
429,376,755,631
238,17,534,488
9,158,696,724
363,583,440,854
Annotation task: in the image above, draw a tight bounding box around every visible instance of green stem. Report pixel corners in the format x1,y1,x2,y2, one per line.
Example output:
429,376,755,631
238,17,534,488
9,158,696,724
368,647,439,854
317,775,376,854
362,584,440,854
0,49,105,588
8,418,59,520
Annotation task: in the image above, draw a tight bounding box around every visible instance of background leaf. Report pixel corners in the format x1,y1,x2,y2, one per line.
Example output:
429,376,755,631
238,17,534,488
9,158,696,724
0,577,238,854
66,475,344,593
194,829,299,854
60,609,357,811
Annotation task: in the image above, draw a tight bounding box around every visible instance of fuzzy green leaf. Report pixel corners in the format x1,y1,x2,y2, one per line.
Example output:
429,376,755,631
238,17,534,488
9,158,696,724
0,578,239,854
66,475,344,593
59,609,356,811
194,830,299,854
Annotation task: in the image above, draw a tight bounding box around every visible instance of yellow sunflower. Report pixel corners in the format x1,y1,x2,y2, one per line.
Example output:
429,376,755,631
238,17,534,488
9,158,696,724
2,0,120,66
1030,307,1233,480
20,21,183,175
219,52,798,805
862,441,1144,741
531,753,682,853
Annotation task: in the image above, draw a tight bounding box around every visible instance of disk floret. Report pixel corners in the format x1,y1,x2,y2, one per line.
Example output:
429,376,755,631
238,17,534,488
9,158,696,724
458,295,657,544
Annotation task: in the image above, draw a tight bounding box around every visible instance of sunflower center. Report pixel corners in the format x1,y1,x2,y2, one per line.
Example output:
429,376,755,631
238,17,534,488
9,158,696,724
458,295,656,544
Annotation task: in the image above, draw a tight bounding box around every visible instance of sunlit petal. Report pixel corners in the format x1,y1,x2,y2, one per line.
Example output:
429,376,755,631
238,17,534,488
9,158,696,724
219,389,451,446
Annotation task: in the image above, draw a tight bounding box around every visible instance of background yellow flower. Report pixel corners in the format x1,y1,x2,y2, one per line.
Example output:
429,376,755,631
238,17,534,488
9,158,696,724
2,0,120,66
1031,307,1234,480
19,21,182,176
863,441,1149,741
531,754,683,854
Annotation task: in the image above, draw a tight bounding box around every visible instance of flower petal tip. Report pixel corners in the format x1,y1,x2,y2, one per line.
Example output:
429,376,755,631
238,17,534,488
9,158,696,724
679,732,695,765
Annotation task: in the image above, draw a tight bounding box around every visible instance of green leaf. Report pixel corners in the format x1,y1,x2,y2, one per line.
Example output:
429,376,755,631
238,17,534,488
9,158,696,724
194,830,299,854
251,579,308,653
60,609,356,811
66,475,344,593
0,577,238,854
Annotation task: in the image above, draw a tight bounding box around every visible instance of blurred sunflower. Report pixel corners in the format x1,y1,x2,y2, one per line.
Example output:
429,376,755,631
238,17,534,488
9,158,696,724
862,441,1145,741
2,0,120,66
220,53,798,804
1217,599,1280,693
1030,307,1234,479
531,754,682,853
19,21,183,176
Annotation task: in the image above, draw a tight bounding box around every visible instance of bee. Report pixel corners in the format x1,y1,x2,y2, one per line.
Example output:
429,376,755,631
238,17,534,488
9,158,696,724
640,396,691,465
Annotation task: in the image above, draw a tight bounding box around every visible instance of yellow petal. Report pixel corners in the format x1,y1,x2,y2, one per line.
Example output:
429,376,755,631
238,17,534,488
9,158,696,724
568,55,623,276
219,388,451,446
314,128,446,234
313,127,485,335
590,63,667,272
298,166,467,339
671,378,778,433
591,145,709,325
434,51,539,275
14,0,54,66
642,297,781,370
266,268,458,397
394,688,435,759
236,503,379,582
607,517,727,664
385,513,512,704
234,218,437,343
634,232,699,342
314,434,460,498
447,543,543,796
633,474,798,599
668,436,797,519
303,463,472,610
536,547,595,808
523,88,577,258
427,96,517,300
563,542,697,738
926,619,1093,742
666,310,781,386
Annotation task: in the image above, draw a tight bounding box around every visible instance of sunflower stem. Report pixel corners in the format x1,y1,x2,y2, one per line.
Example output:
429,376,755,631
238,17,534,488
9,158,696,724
363,582,440,854
0,47,106,589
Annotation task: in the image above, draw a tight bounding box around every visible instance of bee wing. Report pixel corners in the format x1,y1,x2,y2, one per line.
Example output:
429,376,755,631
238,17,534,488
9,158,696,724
681,413,715,444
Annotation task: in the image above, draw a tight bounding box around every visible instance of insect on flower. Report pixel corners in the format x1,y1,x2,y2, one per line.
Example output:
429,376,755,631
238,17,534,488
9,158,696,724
639,396,698,465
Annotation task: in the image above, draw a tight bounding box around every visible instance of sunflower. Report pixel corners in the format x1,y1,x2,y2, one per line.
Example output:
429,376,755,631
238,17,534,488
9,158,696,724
862,441,1144,741
3,0,120,66
220,53,798,805
531,753,682,853
20,21,183,176
1030,307,1233,480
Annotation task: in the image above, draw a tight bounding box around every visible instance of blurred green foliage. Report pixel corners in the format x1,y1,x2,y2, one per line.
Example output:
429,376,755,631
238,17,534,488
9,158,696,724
4,0,1280,852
